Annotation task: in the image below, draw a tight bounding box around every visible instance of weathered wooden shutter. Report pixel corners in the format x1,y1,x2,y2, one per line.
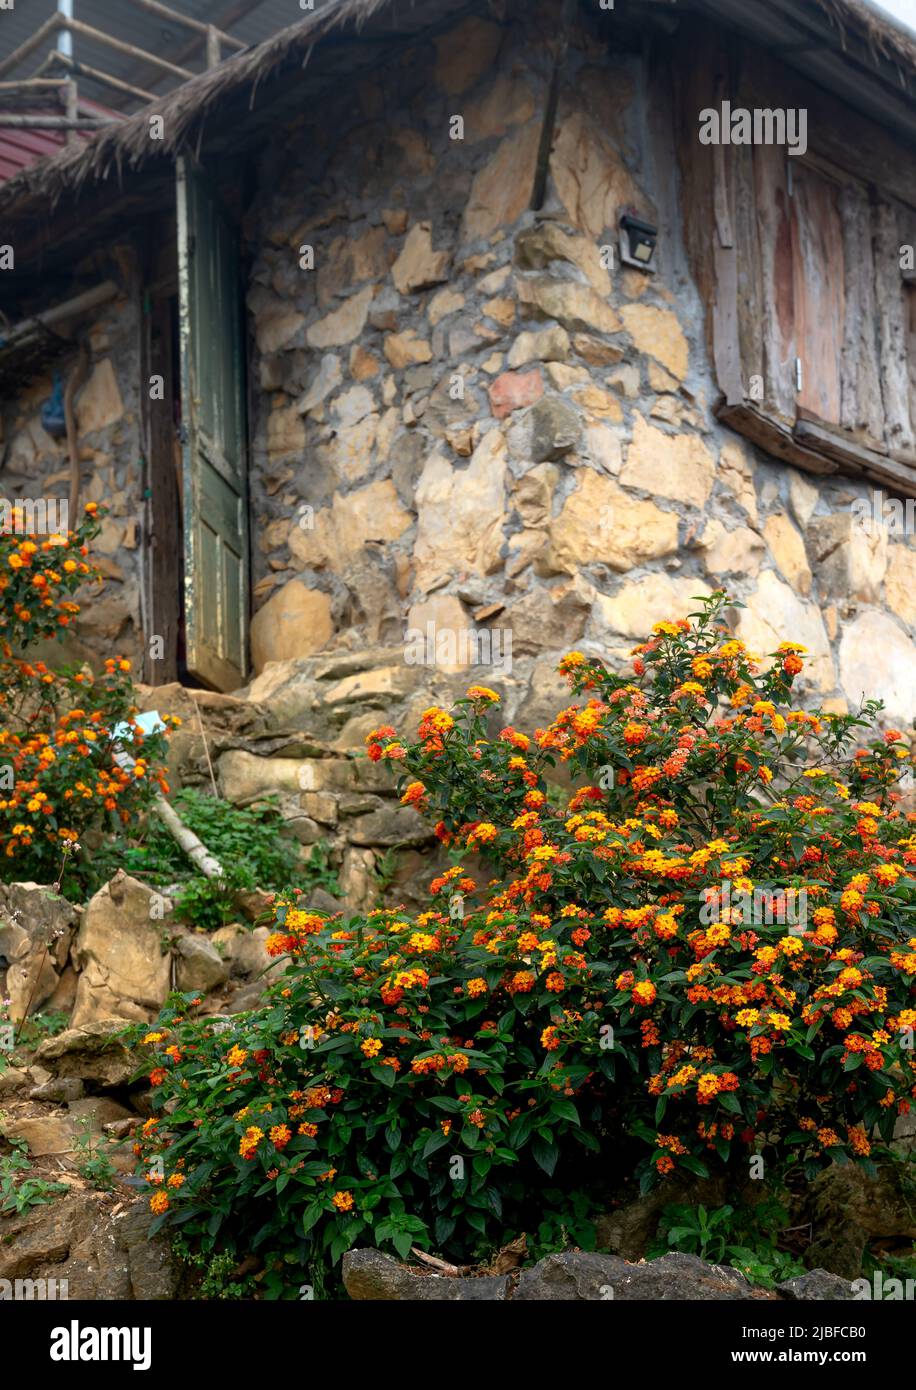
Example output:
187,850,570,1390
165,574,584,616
176,156,250,691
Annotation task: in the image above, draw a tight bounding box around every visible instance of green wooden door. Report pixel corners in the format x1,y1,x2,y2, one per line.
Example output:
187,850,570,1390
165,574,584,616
176,156,249,691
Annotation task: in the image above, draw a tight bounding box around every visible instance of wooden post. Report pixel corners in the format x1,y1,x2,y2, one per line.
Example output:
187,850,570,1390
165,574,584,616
64,78,78,146
206,25,221,70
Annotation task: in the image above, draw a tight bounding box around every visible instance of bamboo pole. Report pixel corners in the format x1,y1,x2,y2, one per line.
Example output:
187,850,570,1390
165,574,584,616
52,51,156,105
206,26,221,70
1,281,119,346
0,14,64,81
0,115,113,129
152,791,224,879
64,16,195,81
124,0,245,52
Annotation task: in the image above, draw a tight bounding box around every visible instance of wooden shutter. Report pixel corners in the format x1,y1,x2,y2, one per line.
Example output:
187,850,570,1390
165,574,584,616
176,157,250,691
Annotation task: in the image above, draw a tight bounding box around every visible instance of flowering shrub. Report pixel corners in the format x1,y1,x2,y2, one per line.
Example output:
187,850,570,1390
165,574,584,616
0,505,172,895
133,593,916,1290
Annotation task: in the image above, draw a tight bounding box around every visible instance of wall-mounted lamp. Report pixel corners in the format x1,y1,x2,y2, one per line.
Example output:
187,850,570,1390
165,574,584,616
619,214,658,273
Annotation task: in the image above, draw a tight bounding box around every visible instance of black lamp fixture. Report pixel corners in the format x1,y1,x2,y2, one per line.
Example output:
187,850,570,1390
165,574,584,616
619,213,658,272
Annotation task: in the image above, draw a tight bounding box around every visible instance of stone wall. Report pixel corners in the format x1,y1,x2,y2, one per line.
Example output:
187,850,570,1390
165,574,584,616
243,5,916,728
0,285,146,669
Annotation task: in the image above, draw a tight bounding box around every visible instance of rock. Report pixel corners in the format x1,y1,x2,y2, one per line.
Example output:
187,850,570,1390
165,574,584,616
349,807,434,847
719,440,758,523
331,385,376,429
507,325,571,369
699,518,765,578
778,1270,856,1300
805,1163,916,1279
428,288,466,327
33,1021,136,1088
1,1113,83,1157
306,286,374,350
789,470,820,529
550,107,648,238
527,395,582,460
384,330,433,368
391,222,450,294
175,935,230,993
619,304,689,381
267,403,306,458
738,571,835,693
517,275,622,336
209,924,279,980
0,1193,178,1300
547,471,678,576
0,882,77,1022
885,544,916,627
505,586,590,654
808,514,889,602
583,421,623,475
465,75,536,146
594,574,712,639
839,611,916,725
413,432,506,591
462,122,542,242
344,1248,511,1300
70,873,173,1028
434,16,502,94
514,223,611,296
349,345,380,380
250,579,334,672
574,333,624,367
289,479,412,573
620,415,715,509
255,305,304,355
76,360,124,435
405,595,476,673
30,1076,84,1103
515,1251,756,1301
488,369,544,420
764,513,812,594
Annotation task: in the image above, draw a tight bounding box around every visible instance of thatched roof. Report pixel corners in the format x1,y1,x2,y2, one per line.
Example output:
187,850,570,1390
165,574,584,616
0,0,395,218
1,0,915,224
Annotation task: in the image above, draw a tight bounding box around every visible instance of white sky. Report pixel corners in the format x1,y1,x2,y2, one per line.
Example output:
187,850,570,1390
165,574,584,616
870,0,916,36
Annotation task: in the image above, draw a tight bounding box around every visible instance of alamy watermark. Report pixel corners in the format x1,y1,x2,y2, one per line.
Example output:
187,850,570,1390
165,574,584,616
0,498,69,536
403,622,513,675
699,102,807,157
851,489,916,536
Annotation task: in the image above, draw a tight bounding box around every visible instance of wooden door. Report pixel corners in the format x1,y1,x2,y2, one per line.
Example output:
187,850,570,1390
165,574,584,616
176,156,249,691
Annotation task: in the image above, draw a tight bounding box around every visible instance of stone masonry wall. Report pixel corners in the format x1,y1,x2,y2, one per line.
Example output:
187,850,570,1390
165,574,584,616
243,5,916,733
0,284,146,669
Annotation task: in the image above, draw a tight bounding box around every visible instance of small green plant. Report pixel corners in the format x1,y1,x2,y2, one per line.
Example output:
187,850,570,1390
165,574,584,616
100,789,338,931
12,1009,69,1049
0,1138,68,1214
171,1234,258,1299
526,1188,599,1261
651,1197,806,1287
74,1120,117,1191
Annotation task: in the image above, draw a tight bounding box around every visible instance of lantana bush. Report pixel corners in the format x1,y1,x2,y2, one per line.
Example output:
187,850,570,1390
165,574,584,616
0,504,172,895
133,593,916,1294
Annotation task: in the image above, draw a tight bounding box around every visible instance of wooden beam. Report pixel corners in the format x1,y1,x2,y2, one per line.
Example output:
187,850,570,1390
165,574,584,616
171,0,263,66
123,0,245,51
0,78,65,91
64,16,194,82
0,14,63,81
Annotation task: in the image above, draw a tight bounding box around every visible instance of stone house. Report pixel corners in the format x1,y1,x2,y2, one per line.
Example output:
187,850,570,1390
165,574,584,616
1,0,916,737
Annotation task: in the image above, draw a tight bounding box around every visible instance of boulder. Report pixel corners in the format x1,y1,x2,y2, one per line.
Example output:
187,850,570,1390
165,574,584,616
70,873,173,1028
343,1248,511,1301
33,1020,136,1089
0,883,78,1023
175,935,231,993
0,1193,178,1300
